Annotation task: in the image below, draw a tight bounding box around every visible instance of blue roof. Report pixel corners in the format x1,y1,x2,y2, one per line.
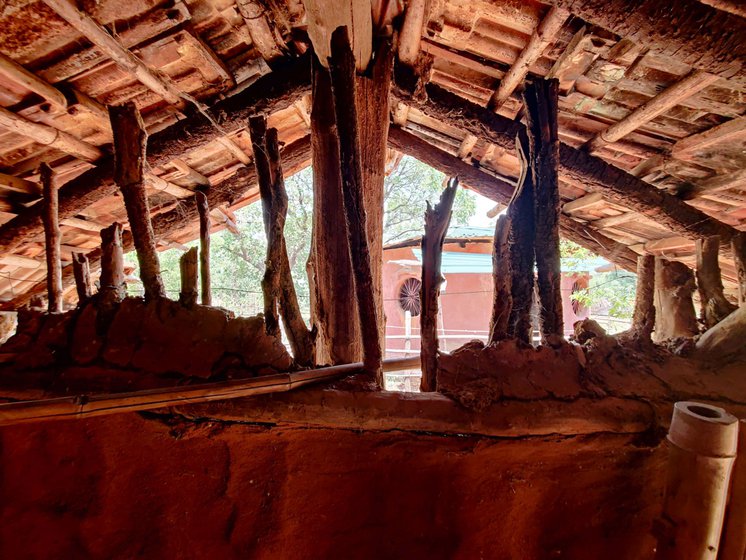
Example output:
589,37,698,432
446,226,495,238
411,249,608,274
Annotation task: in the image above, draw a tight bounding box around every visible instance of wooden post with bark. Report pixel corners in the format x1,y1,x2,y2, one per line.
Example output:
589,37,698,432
249,115,281,335
328,26,383,383
309,55,360,365
507,130,536,343
420,177,458,392
696,236,737,328
195,191,211,306
524,78,563,341
653,258,699,341
249,115,314,366
72,252,91,304
489,214,512,343
630,254,655,338
40,163,62,313
98,223,126,311
179,247,198,307
109,102,164,301
730,231,746,306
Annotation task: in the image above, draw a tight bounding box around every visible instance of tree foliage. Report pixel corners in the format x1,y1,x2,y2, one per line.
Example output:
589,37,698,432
126,157,477,314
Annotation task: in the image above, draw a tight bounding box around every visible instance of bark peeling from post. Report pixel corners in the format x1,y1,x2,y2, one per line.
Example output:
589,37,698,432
524,78,563,341
489,214,512,344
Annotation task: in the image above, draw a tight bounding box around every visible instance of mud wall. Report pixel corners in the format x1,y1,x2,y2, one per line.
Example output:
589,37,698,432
0,413,664,560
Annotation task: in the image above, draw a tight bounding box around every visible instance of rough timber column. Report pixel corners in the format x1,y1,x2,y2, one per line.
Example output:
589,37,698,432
309,56,361,365
109,102,165,301
40,164,62,313
327,26,384,382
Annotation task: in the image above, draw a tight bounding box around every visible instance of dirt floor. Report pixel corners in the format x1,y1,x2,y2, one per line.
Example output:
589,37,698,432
0,412,665,559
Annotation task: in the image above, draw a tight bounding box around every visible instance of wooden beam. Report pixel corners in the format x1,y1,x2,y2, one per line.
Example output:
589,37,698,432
672,116,746,160
653,257,698,342
40,164,62,313
388,126,640,272
525,78,563,340
489,214,512,343
545,0,745,79
562,192,604,214
178,247,198,307
0,51,68,110
696,236,736,328
71,252,91,303
585,70,720,153
689,168,746,197
0,172,40,197
630,254,655,339
732,232,746,306
236,0,285,61
0,106,102,162
328,26,383,383
392,79,741,246
0,56,310,256
507,130,536,343
487,7,569,111
645,236,694,253
98,223,126,313
305,0,372,72
398,0,427,65
0,136,312,311
195,191,211,306
420,177,458,392
593,211,637,229
42,0,184,105
110,102,165,301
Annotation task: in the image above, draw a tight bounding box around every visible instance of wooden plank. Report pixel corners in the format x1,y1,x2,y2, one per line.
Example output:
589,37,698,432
593,211,637,229
672,116,746,159
0,172,40,196
645,236,694,253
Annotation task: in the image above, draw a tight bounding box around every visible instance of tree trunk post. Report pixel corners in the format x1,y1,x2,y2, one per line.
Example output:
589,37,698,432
489,214,512,343
507,129,536,343
309,55,361,365
720,419,746,560
524,78,563,341
195,191,211,306
696,236,737,328
730,231,746,306
653,257,699,341
267,128,315,366
109,102,164,301
248,115,282,336
630,254,656,338
71,252,92,304
420,177,458,392
328,26,383,383
179,247,198,307
98,223,126,311
40,163,62,313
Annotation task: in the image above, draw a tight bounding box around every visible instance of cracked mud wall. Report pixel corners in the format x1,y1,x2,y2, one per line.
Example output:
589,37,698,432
0,412,664,559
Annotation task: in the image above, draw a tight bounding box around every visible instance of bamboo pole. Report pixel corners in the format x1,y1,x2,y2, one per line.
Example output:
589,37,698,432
655,401,738,560
420,177,458,392
40,164,62,313
0,357,421,427
720,419,746,560
195,191,211,306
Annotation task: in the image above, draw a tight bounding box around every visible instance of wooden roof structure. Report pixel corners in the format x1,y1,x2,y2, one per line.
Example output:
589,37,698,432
0,0,744,308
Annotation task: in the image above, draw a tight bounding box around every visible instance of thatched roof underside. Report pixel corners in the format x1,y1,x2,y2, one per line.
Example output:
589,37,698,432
0,0,744,306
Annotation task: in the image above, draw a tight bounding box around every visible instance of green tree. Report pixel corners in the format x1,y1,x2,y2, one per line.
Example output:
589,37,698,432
126,157,477,314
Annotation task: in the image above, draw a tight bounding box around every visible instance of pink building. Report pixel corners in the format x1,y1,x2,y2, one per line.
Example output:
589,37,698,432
383,227,594,358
